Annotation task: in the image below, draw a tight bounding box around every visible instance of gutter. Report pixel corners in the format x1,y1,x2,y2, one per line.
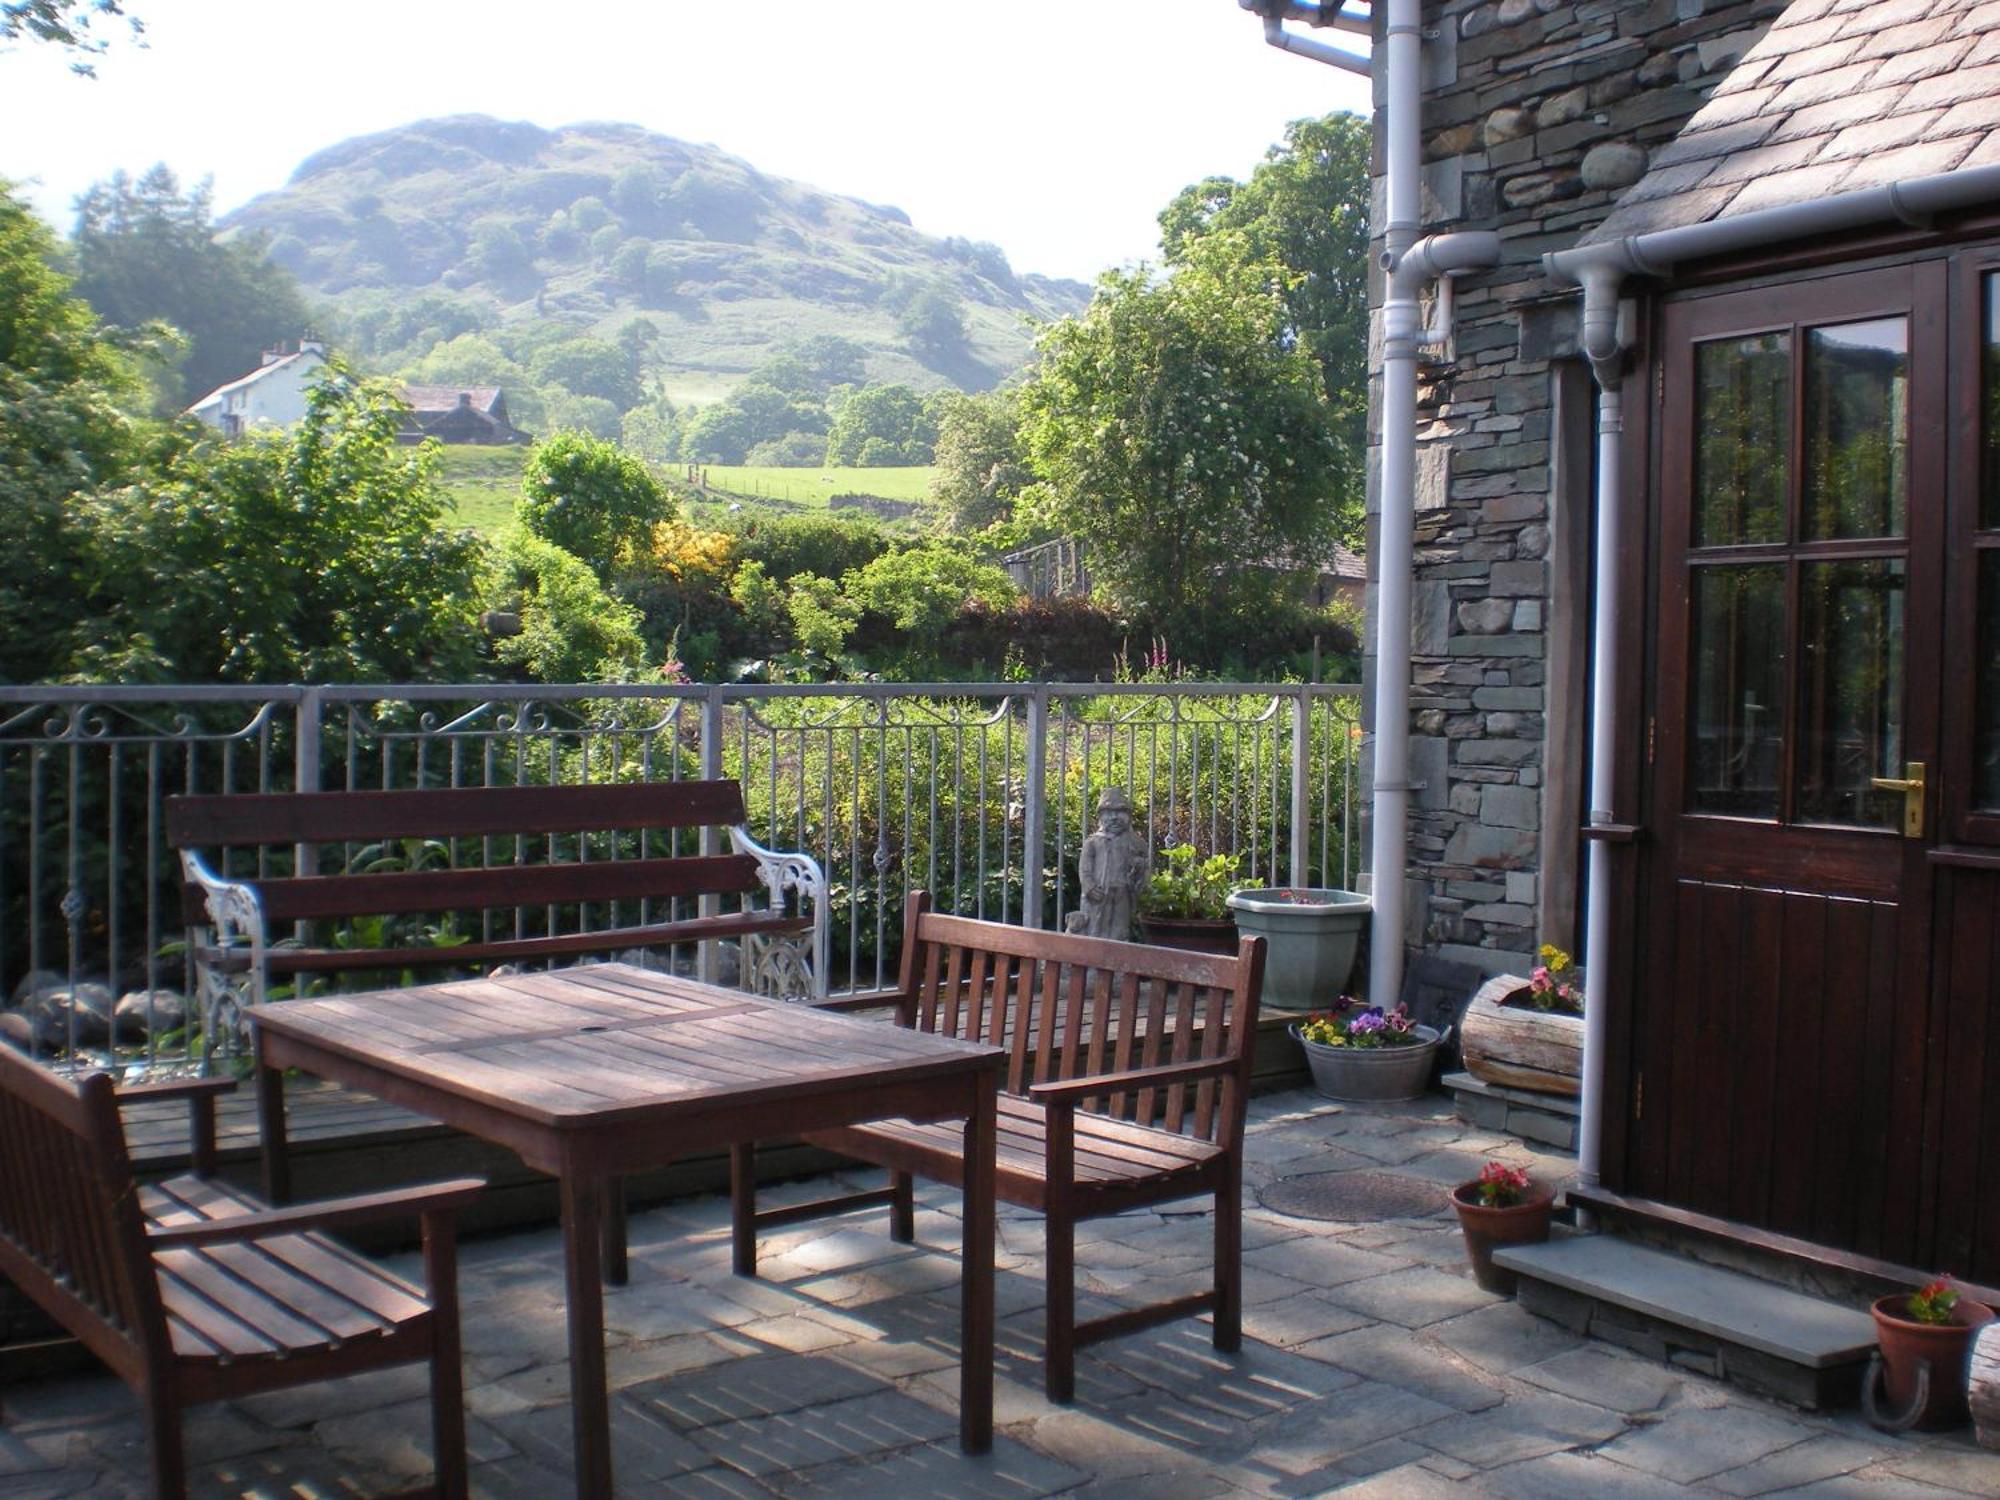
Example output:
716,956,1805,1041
1544,159,2000,1194
1240,0,1373,76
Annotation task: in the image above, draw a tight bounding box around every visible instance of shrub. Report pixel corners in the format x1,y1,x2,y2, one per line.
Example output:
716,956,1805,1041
518,430,673,575
491,532,647,683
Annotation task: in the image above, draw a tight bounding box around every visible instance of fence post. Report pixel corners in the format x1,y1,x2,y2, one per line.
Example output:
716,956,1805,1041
699,685,725,984
1022,685,1048,931
1290,690,1311,889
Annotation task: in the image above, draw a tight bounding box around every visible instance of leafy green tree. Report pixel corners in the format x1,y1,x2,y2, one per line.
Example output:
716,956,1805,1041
0,181,139,681
733,513,890,585
539,390,621,441
1160,112,1369,452
620,401,680,464
69,165,312,408
784,574,858,664
517,429,672,575
846,543,1014,637
466,217,536,289
896,284,968,360
528,336,639,410
74,373,486,683
1018,253,1344,644
727,559,786,653
928,389,1027,533
490,531,646,683
824,382,933,466
1,0,142,74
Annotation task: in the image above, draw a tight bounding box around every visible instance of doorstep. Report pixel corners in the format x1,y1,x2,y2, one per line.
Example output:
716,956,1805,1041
1496,1234,1878,1409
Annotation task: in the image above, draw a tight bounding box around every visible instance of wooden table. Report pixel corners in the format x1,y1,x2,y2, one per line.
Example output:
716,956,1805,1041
250,964,1002,1497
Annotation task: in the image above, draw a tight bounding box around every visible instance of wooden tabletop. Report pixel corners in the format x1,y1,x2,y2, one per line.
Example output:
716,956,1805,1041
250,963,1003,1131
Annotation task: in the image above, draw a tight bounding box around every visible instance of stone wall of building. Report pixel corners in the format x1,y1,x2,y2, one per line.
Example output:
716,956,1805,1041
1366,0,1788,977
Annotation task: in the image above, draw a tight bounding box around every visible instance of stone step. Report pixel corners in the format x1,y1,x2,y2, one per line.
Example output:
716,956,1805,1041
1496,1234,1878,1409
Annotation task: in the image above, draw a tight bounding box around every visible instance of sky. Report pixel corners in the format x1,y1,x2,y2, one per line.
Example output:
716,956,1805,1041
0,0,1372,284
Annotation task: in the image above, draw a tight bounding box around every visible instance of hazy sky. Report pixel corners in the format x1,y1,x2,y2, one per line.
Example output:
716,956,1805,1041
0,0,1371,283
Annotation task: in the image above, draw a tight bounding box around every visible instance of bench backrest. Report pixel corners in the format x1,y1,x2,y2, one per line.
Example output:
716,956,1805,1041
892,892,1264,1147
165,781,763,927
0,1046,162,1387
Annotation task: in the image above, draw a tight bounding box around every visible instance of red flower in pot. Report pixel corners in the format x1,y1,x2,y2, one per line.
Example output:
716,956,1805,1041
1450,1162,1555,1295
1867,1275,1995,1432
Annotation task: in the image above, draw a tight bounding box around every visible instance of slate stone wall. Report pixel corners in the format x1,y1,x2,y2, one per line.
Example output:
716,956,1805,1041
1365,0,1788,978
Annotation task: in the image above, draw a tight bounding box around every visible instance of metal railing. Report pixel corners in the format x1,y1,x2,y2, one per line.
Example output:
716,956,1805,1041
0,681,1363,1073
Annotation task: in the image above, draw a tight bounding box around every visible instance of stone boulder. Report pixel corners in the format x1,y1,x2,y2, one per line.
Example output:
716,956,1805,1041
114,989,189,1042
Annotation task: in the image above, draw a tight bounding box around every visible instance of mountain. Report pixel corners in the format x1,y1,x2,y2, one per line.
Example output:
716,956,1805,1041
218,116,1091,404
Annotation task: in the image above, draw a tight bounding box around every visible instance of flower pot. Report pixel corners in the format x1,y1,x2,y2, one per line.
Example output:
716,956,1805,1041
1226,888,1370,1011
1290,1023,1440,1102
1869,1294,1996,1430
1136,915,1239,954
1458,975,1583,1096
1451,1180,1556,1295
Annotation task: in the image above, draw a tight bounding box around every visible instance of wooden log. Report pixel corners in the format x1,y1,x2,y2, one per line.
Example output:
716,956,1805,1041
1973,1321,2000,1452
1458,974,1584,1097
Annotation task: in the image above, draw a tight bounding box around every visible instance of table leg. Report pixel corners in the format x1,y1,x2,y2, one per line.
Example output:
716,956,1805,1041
602,1175,628,1287
559,1172,613,1499
959,1073,996,1454
255,1035,291,1205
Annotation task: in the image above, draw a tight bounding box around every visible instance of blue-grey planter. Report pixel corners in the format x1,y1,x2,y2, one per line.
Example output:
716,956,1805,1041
1226,888,1371,1012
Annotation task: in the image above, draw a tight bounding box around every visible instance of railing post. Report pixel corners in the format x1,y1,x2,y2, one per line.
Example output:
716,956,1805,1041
294,688,321,938
699,685,725,984
1291,691,1311,889
1022,685,1048,931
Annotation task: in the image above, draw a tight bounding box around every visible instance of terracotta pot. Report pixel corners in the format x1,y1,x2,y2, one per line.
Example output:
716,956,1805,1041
1451,1180,1555,1295
1135,915,1239,954
1870,1294,1995,1430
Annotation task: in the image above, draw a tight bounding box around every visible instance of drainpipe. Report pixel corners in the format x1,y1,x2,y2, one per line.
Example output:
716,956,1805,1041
1544,158,2000,1191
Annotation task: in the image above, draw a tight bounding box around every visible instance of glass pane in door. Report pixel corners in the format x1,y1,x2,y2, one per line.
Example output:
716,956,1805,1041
1695,333,1790,547
1979,551,2000,810
1803,318,1908,540
1796,558,1906,827
1689,565,1785,816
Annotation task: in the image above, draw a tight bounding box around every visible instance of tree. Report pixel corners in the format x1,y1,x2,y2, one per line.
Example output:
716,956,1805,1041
490,531,646,683
824,382,933,466
73,372,487,683
896,284,968,361
70,166,312,407
1159,112,1370,452
928,389,1027,533
517,429,672,576
0,180,138,680
1,0,142,75
528,336,640,410
1018,255,1344,645
846,543,1015,638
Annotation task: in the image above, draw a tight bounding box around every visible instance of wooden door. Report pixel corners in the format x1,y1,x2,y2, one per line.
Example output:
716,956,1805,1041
1634,261,1957,1271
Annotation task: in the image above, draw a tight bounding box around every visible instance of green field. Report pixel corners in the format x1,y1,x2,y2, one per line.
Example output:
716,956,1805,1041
435,445,937,539
699,465,937,506
435,445,528,535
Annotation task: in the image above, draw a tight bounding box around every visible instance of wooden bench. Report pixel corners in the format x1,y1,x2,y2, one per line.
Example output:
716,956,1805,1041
731,892,1266,1402
0,1043,482,1500
166,780,828,1051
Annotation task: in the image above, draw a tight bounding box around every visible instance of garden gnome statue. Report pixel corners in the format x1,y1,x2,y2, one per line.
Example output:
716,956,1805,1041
1067,786,1145,942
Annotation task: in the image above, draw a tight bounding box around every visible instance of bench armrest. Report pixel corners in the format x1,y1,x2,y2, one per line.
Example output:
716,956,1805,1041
147,1177,487,1249
117,1075,239,1176
731,825,830,1001
1028,1056,1240,1106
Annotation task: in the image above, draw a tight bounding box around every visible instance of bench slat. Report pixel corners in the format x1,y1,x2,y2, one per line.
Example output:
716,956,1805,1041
182,853,763,926
166,782,748,847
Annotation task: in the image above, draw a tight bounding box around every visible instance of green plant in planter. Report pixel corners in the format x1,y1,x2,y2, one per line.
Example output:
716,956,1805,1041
1906,1276,1961,1326
1138,844,1246,920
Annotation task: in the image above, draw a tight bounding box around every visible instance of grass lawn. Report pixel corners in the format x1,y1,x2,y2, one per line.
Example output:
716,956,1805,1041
435,445,527,535
698,464,936,506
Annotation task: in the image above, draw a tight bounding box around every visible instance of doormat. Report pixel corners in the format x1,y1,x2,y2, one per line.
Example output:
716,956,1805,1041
1259,1169,1448,1222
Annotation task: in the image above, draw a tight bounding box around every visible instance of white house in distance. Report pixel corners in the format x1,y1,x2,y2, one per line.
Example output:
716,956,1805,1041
185,338,328,436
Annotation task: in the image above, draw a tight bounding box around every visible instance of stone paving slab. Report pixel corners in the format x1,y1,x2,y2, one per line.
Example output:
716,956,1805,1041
3,1087,1999,1498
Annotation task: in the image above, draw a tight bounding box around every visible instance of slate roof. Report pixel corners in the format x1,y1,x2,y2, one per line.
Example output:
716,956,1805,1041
1584,0,2000,245
399,385,504,415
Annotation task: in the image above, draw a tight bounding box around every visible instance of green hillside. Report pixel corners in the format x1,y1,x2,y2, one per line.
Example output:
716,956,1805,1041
220,116,1088,406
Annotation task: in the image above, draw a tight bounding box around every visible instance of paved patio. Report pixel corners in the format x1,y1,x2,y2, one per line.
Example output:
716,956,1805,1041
5,1089,1999,1498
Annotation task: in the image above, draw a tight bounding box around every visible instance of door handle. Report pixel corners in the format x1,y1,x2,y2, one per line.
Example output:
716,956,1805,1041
1869,761,1926,838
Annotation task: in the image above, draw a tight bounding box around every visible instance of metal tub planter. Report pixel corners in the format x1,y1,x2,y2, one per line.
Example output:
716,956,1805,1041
1225,888,1370,1011
1290,1008,1443,1102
